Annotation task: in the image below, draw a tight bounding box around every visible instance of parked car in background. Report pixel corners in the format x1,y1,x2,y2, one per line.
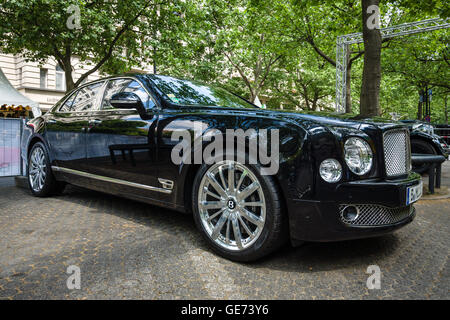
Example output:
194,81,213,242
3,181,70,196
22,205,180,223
399,120,449,173
21,74,422,261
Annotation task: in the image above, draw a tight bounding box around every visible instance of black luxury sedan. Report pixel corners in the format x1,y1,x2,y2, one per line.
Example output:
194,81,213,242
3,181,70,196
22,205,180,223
21,74,423,261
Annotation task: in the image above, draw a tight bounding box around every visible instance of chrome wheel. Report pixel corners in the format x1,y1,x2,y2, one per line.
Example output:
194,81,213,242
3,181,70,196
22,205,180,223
198,160,266,251
29,146,47,192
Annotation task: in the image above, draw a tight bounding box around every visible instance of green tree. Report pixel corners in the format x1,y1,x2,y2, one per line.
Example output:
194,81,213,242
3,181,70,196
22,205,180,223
207,0,291,103
0,0,165,91
278,0,366,113
382,30,450,121
267,46,335,111
359,0,382,116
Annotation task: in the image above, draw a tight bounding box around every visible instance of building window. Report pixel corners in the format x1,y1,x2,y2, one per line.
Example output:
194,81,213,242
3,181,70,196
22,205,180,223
55,64,65,90
40,68,48,89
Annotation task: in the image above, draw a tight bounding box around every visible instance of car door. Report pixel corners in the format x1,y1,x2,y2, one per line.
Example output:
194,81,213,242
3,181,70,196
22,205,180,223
45,81,104,171
85,78,164,201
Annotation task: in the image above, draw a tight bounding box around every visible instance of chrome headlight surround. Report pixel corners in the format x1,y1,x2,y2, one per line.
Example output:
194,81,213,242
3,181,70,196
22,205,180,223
344,137,373,175
319,158,342,183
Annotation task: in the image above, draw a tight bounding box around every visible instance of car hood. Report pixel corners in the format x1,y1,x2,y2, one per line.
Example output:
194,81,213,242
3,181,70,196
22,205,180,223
194,106,405,133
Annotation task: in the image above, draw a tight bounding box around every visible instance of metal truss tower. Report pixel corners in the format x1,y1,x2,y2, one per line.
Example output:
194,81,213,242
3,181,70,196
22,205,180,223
335,18,450,113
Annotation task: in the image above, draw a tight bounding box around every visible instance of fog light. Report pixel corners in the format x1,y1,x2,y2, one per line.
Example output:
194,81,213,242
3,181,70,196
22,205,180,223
342,206,359,222
319,158,342,183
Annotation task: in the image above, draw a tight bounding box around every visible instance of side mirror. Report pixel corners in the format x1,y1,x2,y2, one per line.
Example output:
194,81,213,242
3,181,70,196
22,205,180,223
110,92,143,110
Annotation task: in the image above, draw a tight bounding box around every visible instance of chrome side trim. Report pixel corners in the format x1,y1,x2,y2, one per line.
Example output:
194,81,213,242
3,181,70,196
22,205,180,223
158,178,174,190
51,166,172,194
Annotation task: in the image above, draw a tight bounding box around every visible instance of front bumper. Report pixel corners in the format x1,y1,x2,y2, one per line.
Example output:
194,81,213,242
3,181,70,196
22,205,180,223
287,172,421,245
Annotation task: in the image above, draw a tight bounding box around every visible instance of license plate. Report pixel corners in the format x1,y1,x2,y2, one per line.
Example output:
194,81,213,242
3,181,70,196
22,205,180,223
406,181,423,205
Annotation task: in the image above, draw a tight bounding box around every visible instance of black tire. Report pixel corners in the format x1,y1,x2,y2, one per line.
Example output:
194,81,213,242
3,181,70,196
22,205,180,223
192,159,287,262
411,139,437,174
27,142,65,196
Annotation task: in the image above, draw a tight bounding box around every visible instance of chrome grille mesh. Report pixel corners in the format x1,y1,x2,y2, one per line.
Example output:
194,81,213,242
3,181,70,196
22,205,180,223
339,204,414,226
383,129,410,176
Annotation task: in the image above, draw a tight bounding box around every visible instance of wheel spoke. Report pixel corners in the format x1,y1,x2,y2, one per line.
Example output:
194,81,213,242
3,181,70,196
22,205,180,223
30,174,35,188
239,207,264,227
36,150,42,164
225,219,231,244
206,172,227,198
34,174,40,189
236,170,247,191
29,168,38,174
228,162,235,193
238,215,254,238
203,187,221,200
238,181,259,201
211,210,229,240
31,153,38,166
242,201,264,207
199,201,223,210
207,207,226,222
218,167,227,192
32,173,39,186
231,215,244,249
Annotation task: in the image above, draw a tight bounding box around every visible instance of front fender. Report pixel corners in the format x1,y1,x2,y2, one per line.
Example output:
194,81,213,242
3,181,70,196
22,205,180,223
410,131,448,156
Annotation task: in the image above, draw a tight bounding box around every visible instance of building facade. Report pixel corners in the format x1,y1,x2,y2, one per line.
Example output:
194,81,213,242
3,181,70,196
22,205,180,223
0,53,152,112
0,53,106,111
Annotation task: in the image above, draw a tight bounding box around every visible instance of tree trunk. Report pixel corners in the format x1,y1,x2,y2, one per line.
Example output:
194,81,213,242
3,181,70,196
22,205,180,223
360,0,382,117
417,100,422,120
65,70,75,92
249,90,256,103
445,95,448,125
62,56,75,92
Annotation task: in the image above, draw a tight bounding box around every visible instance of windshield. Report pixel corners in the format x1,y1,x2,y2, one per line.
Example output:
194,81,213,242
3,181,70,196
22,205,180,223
148,75,257,109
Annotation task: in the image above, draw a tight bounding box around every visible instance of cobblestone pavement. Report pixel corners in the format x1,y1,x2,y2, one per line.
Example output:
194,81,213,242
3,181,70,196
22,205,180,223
0,176,448,300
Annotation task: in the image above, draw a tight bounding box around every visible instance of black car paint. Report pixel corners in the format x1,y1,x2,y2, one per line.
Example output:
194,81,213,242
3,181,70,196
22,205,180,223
410,131,449,156
400,120,449,157
21,74,422,245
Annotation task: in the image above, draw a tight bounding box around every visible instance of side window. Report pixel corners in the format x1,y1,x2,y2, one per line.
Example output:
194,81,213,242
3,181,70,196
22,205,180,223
71,82,104,112
101,79,155,110
58,90,78,112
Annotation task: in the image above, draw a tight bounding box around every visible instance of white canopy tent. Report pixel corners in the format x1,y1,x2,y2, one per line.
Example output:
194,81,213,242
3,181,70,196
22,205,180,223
0,67,41,117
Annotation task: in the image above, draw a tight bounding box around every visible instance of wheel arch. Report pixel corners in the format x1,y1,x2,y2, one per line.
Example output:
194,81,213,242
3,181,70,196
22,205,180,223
410,135,438,154
27,134,53,162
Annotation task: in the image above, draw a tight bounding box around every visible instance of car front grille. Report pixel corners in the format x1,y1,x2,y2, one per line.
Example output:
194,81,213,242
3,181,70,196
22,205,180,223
339,204,414,226
383,129,411,176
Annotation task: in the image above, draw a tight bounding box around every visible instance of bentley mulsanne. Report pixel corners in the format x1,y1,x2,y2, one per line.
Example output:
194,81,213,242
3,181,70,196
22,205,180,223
21,74,423,261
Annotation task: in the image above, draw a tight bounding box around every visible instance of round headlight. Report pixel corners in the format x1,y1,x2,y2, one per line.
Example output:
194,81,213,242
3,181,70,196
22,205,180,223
344,137,373,175
319,159,342,183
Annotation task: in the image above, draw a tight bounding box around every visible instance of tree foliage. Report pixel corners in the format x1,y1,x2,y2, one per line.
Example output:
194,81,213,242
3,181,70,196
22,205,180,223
0,0,448,122
0,0,166,90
